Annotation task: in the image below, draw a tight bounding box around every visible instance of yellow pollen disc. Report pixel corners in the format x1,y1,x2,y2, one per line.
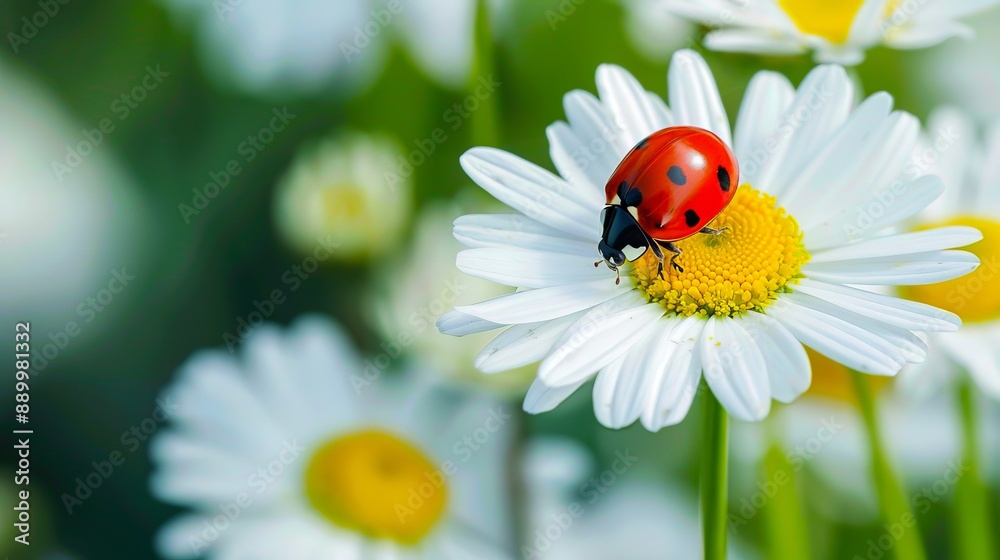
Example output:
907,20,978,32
632,185,809,318
778,0,866,43
900,216,1000,324
304,430,447,545
804,348,890,405
322,185,368,225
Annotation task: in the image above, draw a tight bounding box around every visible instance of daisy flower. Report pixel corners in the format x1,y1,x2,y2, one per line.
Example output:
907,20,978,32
896,107,1000,400
372,203,536,395
151,315,513,559
652,0,1000,65
273,132,411,261
0,61,146,334
159,0,507,98
731,351,1000,522
924,9,1000,123
437,49,980,429
618,0,695,62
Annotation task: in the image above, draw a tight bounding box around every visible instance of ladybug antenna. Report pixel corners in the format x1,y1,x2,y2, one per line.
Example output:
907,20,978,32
594,260,601,268
615,268,621,285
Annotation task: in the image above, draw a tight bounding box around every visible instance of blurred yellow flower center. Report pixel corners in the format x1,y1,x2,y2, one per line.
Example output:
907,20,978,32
805,348,890,404
900,216,1000,324
304,430,447,545
778,0,866,43
322,185,367,224
632,185,809,317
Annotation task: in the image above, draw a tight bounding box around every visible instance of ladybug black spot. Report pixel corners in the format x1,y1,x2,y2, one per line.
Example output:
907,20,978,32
617,181,642,207
667,166,687,186
684,209,699,227
718,166,731,192
634,137,649,150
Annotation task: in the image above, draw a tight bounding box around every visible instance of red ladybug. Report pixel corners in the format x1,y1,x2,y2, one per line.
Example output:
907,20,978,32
597,126,739,283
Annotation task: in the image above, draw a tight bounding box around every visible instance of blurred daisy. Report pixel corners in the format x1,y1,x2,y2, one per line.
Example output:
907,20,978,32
731,352,1000,521
654,0,1000,65
151,315,513,559
522,438,755,559
438,49,979,429
373,203,535,395
924,9,1000,122
0,61,146,336
619,0,695,62
160,0,507,97
274,132,411,261
898,108,1000,400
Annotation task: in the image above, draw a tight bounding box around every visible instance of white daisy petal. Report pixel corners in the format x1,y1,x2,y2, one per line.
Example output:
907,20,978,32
453,212,598,255
474,312,585,373
563,90,631,181
733,71,796,166
803,250,980,285
547,121,611,197
596,328,668,429
667,49,733,146
701,316,772,421
804,175,945,249
523,376,588,414
640,316,705,431
809,226,982,263
456,280,622,324
937,328,1000,400
596,64,672,146
436,309,504,336
456,247,608,288
592,355,631,429
461,148,600,239
704,28,807,56
794,278,960,332
884,21,974,49
740,312,811,403
538,292,665,387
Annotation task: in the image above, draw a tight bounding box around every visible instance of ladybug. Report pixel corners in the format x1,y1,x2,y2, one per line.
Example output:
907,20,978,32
596,126,739,283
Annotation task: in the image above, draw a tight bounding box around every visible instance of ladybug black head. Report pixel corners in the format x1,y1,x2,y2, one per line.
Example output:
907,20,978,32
598,205,650,273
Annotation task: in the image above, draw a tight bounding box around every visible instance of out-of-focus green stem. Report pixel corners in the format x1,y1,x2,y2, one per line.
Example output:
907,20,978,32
763,414,812,560
701,388,729,560
469,0,500,147
951,379,996,560
851,371,927,560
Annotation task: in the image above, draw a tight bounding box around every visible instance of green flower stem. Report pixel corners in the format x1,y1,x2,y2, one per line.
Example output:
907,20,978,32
701,387,730,560
469,0,500,148
763,414,812,560
851,370,927,560
951,379,996,560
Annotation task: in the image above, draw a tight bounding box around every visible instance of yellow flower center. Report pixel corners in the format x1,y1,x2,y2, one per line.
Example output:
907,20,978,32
322,185,368,226
804,348,890,404
900,216,1000,324
304,430,447,545
632,185,809,317
778,0,867,43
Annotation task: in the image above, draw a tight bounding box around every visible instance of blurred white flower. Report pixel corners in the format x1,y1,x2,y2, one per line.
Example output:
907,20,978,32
731,352,1000,522
0,61,146,333
897,108,1000,401
619,0,695,62
653,0,1000,65
923,8,1000,123
151,315,514,559
522,437,755,559
273,132,411,261
160,0,508,98
373,203,535,395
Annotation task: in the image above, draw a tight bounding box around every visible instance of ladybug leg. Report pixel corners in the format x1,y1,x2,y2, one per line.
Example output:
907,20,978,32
656,241,684,275
699,226,729,236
